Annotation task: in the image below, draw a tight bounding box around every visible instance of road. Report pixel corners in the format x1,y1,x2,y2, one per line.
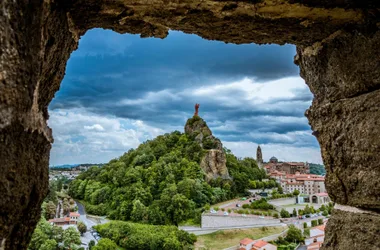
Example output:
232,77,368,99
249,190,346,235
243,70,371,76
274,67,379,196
75,201,101,247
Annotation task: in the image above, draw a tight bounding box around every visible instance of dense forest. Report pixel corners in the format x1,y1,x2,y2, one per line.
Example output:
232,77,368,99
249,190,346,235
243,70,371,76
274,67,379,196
309,163,326,175
69,121,273,226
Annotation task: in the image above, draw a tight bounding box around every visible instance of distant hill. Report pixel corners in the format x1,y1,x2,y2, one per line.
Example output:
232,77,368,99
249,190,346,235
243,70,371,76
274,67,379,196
50,163,105,169
49,164,79,169
309,163,326,175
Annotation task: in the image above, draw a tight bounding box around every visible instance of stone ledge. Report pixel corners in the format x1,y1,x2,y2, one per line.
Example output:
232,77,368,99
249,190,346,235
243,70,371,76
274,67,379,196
323,209,380,250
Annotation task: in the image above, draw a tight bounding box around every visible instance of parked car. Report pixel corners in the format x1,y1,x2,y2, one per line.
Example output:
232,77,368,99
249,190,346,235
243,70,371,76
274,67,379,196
210,209,217,214
224,212,229,216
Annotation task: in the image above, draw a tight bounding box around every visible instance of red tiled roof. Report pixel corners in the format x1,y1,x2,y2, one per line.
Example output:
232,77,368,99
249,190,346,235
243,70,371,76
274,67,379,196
70,212,80,217
49,217,67,223
253,240,268,248
240,238,254,245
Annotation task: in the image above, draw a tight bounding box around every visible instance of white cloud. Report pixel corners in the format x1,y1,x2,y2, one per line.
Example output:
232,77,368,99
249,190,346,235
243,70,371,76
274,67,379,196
187,76,306,107
84,124,105,132
48,108,165,165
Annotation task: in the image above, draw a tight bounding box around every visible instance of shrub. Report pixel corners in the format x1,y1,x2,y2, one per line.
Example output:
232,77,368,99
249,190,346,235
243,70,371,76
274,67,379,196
280,209,290,218
242,204,250,209
303,222,307,229
214,207,219,211
204,204,210,211
250,198,274,210
311,220,318,227
221,208,225,212
227,209,231,213
318,218,323,225
322,210,328,216
273,213,279,219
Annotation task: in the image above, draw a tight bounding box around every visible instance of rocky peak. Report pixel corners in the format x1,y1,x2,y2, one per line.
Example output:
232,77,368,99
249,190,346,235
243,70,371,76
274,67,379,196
185,116,222,151
185,115,230,181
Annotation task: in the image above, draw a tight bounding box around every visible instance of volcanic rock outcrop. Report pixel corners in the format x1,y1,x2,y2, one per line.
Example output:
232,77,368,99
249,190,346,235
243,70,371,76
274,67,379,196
185,116,230,181
1,0,380,249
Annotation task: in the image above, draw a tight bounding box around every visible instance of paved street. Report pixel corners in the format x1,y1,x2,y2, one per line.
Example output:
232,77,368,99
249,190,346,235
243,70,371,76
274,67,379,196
76,201,104,247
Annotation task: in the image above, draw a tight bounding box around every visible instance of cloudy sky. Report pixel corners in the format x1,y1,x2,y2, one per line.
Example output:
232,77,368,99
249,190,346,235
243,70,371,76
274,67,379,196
48,29,322,166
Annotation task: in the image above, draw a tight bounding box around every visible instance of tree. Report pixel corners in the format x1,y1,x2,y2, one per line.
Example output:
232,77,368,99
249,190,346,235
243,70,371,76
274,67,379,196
63,227,81,248
280,209,290,218
277,185,284,194
285,225,304,243
45,201,56,219
77,221,87,235
304,228,310,237
311,220,318,227
40,239,57,250
131,199,148,222
273,213,279,219
318,218,323,225
28,228,49,250
303,222,308,229
292,208,297,217
88,240,96,250
293,190,300,196
93,238,119,250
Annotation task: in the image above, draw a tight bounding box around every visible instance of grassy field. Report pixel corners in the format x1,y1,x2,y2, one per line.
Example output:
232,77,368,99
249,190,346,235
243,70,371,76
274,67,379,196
194,226,286,250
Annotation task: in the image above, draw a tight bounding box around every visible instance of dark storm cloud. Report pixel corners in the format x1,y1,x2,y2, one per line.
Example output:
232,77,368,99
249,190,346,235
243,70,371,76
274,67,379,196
49,28,318,148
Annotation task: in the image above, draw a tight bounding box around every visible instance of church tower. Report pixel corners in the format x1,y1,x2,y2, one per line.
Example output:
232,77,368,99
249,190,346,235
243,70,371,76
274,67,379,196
256,145,263,168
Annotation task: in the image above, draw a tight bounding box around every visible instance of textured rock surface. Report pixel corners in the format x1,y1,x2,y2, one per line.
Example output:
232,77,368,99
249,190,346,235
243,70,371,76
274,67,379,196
323,209,380,250
185,116,229,181
296,30,380,210
200,149,230,181
1,0,380,249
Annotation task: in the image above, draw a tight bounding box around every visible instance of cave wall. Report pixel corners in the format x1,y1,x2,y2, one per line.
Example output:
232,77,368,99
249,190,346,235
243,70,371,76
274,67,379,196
0,0,379,249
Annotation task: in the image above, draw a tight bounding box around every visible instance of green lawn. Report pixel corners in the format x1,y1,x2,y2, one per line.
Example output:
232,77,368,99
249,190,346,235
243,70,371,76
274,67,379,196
195,226,286,250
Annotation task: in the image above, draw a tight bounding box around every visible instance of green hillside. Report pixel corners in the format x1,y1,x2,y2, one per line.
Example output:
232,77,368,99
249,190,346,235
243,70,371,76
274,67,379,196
309,163,326,175
69,117,271,226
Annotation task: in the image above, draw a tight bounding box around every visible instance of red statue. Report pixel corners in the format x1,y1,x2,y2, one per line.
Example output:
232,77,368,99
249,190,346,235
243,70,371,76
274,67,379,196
194,103,200,116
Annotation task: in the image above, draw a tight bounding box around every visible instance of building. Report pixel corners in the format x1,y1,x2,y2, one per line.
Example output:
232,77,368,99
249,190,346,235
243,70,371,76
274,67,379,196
252,240,277,250
239,238,277,250
264,158,310,174
310,193,331,204
256,146,263,169
49,212,80,226
270,171,326,196
239,238,255,250
305,225,325,250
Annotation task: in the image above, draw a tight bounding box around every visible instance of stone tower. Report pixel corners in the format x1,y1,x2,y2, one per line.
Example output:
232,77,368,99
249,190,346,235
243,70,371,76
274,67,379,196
256,145,263,168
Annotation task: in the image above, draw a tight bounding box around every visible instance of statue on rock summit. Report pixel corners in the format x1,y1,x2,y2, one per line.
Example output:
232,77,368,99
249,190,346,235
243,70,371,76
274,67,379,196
194,103,200,116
